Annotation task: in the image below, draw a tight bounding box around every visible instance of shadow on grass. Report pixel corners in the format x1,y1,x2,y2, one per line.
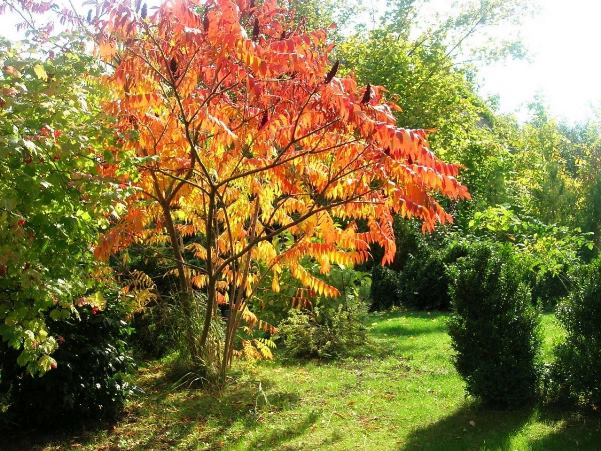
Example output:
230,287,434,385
401,402,534,451
370,310,448,321
130,376,301,450
370,321,447,338
358,311,450,361
401,402,601,451
529,409,601,450
2,365,302,451
1,418,120,451
244,410,320,449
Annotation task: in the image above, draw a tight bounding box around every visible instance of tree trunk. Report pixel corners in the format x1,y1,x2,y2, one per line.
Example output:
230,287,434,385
198,191,216,352
160,202,199,363
218,200,259,384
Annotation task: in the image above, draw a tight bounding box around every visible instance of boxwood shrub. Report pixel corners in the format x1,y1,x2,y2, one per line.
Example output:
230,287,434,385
547,257,601,408
448,243,542,407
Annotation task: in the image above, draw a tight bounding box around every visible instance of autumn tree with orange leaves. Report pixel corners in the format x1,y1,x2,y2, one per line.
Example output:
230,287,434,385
90,0,470,382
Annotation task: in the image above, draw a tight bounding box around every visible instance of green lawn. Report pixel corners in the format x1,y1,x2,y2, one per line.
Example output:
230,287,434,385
6,312,601,450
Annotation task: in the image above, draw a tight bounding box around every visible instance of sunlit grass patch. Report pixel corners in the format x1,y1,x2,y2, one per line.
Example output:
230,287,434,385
5,311,601,451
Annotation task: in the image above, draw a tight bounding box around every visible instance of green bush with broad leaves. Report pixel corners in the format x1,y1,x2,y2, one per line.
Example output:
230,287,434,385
448,243,542,407
0,36,126,375
469,205,592,308
0,294,135,427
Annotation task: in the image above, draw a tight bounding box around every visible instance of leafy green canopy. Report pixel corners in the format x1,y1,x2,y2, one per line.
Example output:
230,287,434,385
338,29,514,220
0,36,122,374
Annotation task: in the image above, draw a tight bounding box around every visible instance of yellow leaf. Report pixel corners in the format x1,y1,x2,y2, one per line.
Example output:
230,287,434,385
33,64,47,81
271,273,280,292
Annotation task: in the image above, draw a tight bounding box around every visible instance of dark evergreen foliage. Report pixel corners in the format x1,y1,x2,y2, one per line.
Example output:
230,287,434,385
448,244,542,407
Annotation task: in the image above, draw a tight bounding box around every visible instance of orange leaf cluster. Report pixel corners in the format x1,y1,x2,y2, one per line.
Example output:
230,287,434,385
94,0,470,300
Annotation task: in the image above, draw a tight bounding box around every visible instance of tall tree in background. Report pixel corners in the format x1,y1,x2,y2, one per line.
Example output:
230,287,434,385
338,30,514,221
383,0,534,62
558,118,601,247
90,0,470,382
512,104,581,227
338,0,536,217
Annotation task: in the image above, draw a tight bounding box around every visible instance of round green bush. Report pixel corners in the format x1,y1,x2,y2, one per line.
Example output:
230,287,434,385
370,265,401,311
399,241,469,311
548,257,601,408
400,251,449,310
448,243,542,407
